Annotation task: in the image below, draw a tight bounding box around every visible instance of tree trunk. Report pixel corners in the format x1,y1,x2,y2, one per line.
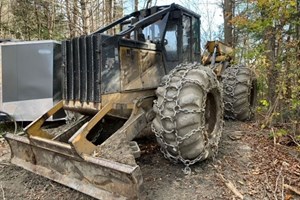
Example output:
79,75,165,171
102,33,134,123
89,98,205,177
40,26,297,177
261,5,277,105
135,0,138,11
297,0,300,60
0,1,3,37
72,0,79,37
65,0,73,38
45,1,55,39
33,1,41,39
223,0,234,46
105,0,113,34
80,0,90,35
49,0,56,39
267,45,277,104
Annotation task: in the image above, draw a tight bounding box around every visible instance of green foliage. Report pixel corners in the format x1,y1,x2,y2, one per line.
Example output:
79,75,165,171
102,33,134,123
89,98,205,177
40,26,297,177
269,128,288,139
9,0,67,40
232,0,300,128
260,99,269,107
0,0,124,40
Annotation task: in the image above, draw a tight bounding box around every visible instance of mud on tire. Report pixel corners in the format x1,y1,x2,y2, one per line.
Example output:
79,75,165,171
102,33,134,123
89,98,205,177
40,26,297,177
152,63,223,171
222,66,257,121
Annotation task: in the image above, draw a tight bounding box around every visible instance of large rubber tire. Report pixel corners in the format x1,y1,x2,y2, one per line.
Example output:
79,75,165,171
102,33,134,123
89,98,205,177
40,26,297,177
152,63,223,167
222,66,257,121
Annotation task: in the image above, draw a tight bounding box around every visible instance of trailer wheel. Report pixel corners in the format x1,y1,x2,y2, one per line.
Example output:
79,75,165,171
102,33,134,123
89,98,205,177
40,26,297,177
222,66,257,121
152,63,223,173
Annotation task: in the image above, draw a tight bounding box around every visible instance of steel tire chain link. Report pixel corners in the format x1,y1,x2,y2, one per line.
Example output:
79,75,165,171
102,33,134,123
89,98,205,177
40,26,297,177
221,66,254,120
152,63,221,175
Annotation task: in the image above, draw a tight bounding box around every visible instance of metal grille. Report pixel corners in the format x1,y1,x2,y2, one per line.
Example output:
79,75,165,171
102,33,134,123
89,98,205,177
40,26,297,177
62,34,101,103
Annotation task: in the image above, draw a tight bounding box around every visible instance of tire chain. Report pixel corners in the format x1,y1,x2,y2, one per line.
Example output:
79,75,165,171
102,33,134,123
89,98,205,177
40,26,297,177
152,63,222,175
221,66,254,120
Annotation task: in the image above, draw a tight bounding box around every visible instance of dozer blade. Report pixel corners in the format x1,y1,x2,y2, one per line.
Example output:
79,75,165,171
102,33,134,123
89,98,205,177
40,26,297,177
5,134,142,200
4,100,151,200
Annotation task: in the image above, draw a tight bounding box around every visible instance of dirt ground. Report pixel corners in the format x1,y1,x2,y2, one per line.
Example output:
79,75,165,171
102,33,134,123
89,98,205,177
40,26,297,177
0,121,300,200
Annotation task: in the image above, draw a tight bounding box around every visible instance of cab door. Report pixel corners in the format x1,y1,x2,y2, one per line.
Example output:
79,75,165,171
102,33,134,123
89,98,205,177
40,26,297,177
163,11,200,72
182,14,192,63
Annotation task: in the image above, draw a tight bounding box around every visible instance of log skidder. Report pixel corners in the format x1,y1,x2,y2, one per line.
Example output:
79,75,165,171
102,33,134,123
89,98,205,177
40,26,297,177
152,63,224,174
4,4,257,199
222,66,257,121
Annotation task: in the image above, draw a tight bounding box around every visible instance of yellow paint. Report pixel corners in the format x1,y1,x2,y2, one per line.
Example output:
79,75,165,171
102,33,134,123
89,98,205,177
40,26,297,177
25,101,64,139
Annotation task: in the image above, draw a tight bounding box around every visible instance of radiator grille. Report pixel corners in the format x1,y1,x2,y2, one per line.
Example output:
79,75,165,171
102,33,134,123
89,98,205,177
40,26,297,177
62,34,101,103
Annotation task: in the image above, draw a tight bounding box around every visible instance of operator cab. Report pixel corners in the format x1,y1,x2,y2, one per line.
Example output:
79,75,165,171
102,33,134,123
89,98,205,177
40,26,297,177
117,4,201,71
62,4,202,107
